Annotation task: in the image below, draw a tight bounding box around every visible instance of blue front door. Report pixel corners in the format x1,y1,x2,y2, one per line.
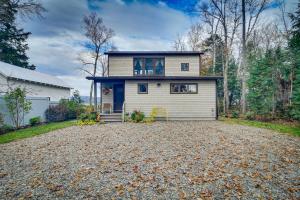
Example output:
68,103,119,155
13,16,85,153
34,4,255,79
113,84,124,113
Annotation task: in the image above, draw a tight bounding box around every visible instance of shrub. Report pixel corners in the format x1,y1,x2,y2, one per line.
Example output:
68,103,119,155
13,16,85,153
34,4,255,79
59,99,84,120
45,97,85,122
131,110,145,122
77,120,96,126
78,112,97,121
0,113,3,127
45,104,68,122
231,111,239,118
29,116,42,126
4,87,31,128
77,112,98,126
245,111,255,120
0,124,14,134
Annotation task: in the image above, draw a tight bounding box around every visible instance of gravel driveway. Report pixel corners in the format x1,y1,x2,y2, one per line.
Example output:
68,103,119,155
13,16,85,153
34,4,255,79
0,121,299,199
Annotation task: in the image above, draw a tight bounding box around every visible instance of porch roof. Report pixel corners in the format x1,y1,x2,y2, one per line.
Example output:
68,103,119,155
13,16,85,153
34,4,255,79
86,76,223,82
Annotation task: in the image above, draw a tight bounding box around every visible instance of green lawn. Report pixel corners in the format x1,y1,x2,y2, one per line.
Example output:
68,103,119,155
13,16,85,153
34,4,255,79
221,117,300,137
0,121,76,144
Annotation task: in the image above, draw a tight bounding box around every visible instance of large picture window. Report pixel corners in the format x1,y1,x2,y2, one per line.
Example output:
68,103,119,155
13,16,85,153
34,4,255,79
133,57,164,76
170,83,198,94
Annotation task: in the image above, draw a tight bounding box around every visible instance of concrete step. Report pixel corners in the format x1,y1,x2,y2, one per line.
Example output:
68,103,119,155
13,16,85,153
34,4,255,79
100,113,122,116
100,113,122,123
102,119,122,123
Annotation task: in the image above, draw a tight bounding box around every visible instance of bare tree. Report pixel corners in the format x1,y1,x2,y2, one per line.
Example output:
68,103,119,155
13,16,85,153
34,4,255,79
173,33,186,51
199,7,220,74
81,13,114,106
187,23,204,51
240,0,269,114
198,0,242,115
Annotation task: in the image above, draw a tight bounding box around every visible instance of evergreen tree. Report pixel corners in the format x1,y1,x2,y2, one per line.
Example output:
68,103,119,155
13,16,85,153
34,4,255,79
247,50,276,118
289,1,300,120
0,0,36,69
228,59,241,108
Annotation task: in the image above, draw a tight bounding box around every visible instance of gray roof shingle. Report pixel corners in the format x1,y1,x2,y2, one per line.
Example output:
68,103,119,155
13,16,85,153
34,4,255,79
0,61,72,89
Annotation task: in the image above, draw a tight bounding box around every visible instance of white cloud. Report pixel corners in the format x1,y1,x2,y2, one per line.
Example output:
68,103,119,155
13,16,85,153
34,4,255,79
22,0,193,96
56,75,91,96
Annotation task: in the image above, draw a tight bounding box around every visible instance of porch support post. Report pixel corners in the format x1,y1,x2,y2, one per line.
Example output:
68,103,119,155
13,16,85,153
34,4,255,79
94,80,97,111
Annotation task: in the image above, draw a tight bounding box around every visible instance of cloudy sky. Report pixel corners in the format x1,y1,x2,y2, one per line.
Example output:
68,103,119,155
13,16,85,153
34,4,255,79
21,0,297,96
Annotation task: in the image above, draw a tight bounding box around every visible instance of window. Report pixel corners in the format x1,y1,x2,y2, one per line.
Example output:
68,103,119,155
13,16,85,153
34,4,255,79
181,63,189,71
133,57,164,76
145,58,154,75
138,83,148,94
170,83,198,94
134,58,144,75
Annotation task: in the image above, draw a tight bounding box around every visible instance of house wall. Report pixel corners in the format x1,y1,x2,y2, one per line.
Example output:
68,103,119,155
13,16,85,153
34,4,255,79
102,83,114,110
109,55,200,76
124,80,216,120
0,74,70,101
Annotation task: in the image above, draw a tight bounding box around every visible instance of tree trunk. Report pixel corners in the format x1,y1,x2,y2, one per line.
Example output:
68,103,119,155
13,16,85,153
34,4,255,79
212,36,216,74
89,82,93,106
290,70,293,105
223,52,229,115
223,24,229,115
241,0,247,115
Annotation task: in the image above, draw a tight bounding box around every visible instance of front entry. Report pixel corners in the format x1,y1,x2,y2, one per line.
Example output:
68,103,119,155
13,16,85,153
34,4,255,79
113,84,124,113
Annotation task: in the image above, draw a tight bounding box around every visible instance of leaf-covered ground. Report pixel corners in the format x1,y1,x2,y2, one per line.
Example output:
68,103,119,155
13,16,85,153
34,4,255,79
0,121,299,199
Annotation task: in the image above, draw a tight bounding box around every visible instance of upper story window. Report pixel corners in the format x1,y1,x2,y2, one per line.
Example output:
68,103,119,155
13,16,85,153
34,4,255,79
133,57,164,76
181,63,189,71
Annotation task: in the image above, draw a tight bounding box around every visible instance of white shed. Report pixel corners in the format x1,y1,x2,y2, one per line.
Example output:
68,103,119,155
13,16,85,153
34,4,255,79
0,61,72,101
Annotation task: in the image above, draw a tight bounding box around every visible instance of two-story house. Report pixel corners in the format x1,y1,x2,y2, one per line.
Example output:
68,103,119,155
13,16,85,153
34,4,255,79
86,51,222,121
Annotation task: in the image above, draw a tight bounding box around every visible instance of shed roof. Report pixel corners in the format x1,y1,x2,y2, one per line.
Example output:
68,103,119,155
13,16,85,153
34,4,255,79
0,61,72,89
105,51,204,56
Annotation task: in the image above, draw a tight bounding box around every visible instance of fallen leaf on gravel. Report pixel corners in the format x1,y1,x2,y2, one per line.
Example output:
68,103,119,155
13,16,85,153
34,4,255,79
132,165,139,173
179,190,187,199
200,189,213,200
115,184,125,196
0,172,8,178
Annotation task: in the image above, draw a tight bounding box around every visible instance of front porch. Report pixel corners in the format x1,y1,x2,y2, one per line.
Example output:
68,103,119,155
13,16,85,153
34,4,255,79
93,80,125,114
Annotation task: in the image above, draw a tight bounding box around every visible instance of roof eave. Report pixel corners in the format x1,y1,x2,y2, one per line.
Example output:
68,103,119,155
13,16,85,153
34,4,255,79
86,76,223,81
7,77,72,89
104,51,204,56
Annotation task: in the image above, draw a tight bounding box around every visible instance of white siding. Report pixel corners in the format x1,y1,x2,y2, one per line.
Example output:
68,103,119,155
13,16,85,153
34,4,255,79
109,56,133,76
165,56,200,76
0,75,70,101
109,55,200,76
125,80,216,120
102,83,114,110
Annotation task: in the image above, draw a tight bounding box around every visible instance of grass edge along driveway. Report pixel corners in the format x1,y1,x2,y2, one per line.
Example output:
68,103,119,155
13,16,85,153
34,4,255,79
0,121,76,144
221,117,300,137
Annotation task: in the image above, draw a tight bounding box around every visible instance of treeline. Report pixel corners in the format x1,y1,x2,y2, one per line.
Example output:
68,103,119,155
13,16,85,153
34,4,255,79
174,0,300,121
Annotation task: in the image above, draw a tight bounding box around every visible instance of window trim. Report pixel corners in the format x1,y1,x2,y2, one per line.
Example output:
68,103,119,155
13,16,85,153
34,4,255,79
170,83,198,94
137,83,148,94
181,63,189,71
133,57,165,76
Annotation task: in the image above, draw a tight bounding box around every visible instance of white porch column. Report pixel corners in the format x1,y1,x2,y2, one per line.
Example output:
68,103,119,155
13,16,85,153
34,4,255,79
94,80,97,111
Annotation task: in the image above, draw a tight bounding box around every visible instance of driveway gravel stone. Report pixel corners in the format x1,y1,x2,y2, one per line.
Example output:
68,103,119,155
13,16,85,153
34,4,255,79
0,121,299,199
